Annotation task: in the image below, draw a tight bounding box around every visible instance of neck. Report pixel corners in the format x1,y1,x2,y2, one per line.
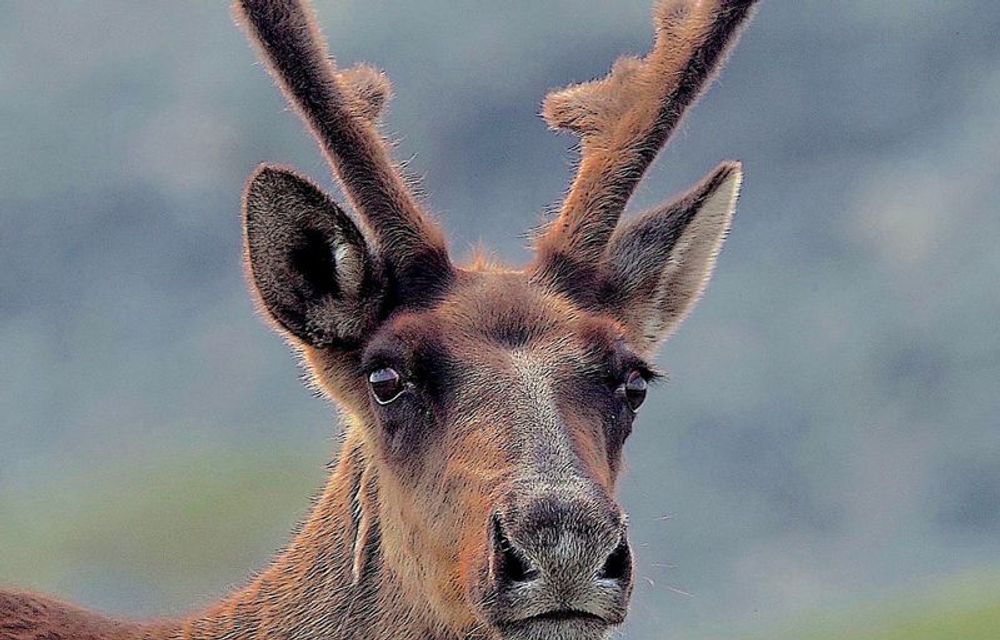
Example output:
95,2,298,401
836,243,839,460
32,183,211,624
156,432,452,640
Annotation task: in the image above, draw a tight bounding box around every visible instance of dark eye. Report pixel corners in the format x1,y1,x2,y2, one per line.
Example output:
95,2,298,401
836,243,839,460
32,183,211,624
369,367,404,405
623,370,648,412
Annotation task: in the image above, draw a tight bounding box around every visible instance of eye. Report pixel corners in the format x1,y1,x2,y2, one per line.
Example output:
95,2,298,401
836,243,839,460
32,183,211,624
369,367,404,405
622,370,648,412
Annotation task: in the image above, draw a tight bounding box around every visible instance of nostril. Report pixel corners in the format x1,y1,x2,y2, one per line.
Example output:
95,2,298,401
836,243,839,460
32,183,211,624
491,514,539,584
499,540,535,583
597,538,631,582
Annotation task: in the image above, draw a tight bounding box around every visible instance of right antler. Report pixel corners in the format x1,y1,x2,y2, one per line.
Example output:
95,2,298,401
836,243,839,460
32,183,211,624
533,0,759,281
234,0,450,282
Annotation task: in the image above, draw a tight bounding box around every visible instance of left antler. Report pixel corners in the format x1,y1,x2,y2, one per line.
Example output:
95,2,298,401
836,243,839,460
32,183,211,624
533,0,759,273
234,0,451,283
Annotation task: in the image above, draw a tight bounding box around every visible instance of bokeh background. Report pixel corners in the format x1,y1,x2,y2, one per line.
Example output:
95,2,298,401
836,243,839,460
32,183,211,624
2,1,999,638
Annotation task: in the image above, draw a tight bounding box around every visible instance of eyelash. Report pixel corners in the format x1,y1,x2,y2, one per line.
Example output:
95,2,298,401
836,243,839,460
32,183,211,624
604,365,659,387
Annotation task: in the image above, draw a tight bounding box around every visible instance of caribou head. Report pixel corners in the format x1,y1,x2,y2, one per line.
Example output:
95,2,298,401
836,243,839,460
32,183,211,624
235,1,757,638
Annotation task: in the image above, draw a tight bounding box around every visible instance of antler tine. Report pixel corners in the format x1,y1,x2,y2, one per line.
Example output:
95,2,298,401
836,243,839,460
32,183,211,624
234,0,449,276
534,0,759,268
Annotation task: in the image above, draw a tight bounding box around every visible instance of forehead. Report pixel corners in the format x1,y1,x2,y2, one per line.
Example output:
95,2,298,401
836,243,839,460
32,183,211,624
368,270,624,368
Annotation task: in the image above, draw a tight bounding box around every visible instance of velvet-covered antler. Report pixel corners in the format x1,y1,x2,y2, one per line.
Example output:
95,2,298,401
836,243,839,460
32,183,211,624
234,0,451,289
533,0,759,286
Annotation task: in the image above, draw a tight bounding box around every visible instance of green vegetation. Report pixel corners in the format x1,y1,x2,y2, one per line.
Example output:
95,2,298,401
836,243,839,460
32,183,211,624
765,574,1000,640
0,446,326,615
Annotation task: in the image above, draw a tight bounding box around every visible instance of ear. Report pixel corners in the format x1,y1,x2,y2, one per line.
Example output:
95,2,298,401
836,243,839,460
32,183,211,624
243,165,385,347
601,161,742,350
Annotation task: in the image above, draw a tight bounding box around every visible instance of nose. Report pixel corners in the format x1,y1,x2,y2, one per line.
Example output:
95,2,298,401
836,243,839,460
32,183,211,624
489,494,633,619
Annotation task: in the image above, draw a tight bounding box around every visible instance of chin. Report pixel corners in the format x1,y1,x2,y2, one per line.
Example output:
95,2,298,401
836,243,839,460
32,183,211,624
498,617,616,640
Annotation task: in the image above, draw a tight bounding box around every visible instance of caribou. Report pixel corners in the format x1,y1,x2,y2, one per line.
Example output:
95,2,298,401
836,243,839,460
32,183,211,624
0,1,760,638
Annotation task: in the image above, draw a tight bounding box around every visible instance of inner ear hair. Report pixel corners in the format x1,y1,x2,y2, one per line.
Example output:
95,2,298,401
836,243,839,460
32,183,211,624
243,165,385,348
601,161,743,348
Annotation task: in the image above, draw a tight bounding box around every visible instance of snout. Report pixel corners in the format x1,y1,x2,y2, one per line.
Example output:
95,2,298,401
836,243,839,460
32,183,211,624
478,490,633,638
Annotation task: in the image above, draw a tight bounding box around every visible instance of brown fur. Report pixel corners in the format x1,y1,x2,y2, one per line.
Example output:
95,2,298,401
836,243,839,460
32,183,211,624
532,0,757,280
1,1,760,639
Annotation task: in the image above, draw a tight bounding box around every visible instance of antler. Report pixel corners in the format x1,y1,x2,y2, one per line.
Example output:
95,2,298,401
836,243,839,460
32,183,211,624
234,0,450,282
534,0,759,269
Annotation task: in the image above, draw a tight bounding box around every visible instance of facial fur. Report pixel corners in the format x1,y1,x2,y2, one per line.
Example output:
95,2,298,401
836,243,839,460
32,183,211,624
302,270,646,637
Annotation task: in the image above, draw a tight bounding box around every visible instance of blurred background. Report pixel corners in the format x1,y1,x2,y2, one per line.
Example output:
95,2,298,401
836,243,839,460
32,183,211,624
2,1,999,638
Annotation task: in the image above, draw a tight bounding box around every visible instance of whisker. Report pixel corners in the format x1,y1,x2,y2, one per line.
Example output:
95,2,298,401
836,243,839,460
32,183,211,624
664,584,695,598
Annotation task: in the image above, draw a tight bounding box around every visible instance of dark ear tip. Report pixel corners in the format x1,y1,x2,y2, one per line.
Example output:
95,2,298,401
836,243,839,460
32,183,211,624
697,160,743,200
245,163,304,194
243,164,321,227
249,162,282,182
715,159,743,180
